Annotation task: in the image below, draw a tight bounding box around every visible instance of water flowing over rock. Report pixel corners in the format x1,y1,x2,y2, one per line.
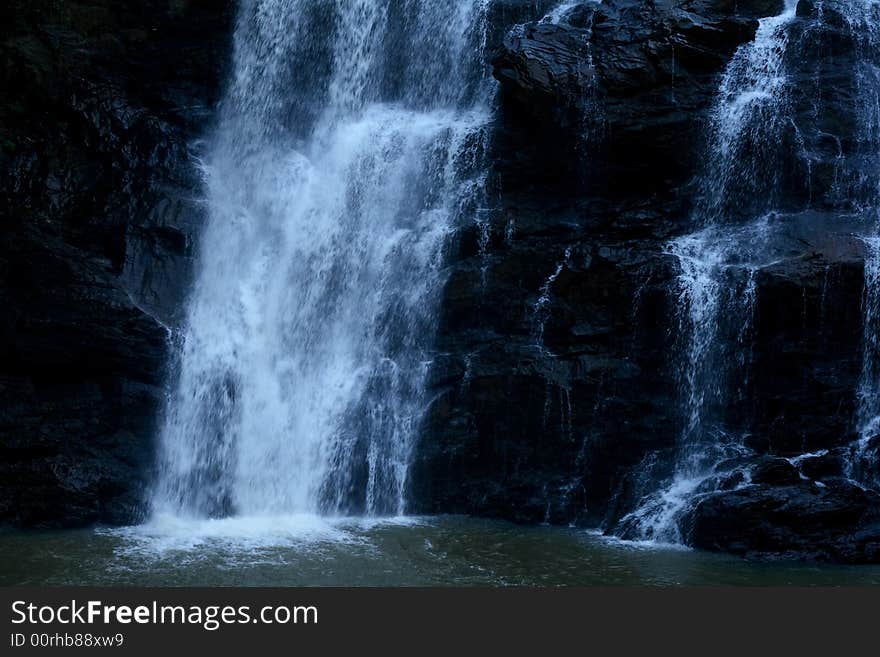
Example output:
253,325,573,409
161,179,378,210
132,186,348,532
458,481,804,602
154,0,497,519
411,0,880,562
615,1,803,543
611,0,880,552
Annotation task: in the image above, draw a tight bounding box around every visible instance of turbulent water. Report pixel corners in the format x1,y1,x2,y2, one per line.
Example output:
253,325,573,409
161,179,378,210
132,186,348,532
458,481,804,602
154,0,494,520
6,518,880,586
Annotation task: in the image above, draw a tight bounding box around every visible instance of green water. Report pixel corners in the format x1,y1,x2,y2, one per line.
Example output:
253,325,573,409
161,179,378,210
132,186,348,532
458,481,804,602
2,516,879,587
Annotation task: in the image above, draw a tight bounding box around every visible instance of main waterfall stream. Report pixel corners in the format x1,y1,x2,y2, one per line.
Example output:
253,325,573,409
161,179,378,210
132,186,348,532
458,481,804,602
153,0,493,521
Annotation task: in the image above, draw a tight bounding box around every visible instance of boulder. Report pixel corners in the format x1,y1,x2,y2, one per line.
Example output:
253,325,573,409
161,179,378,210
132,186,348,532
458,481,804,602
684,481,880,563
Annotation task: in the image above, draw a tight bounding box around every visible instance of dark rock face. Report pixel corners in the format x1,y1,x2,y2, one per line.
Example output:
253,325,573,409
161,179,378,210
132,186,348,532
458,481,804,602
410,0,880,563
412,0,783,523
685,481,880,563
0,0,233,526
491,0,780,195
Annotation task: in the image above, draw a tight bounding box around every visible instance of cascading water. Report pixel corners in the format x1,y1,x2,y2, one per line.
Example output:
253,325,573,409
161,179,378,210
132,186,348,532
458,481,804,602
616,0,880,543
531,247,572,354
615,1,802,543
694,0,800,224
152,0,494,522
854,234,880,487
857,238,880,435
844,1,880,488
542,0,591,25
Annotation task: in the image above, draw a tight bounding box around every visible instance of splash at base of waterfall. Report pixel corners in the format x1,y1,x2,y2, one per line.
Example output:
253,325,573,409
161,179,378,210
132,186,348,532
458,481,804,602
114,513,424,557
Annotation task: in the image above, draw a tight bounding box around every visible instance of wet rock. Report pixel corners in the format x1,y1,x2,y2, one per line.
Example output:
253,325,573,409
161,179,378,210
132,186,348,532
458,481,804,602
796,450,847,481
418,0,782,527
0,0,233,527
684,481,880,563
493,21,596,128
491,0,777,196
750,458,802,485
743,435,771,454
417,0,880,567
3,0,879,567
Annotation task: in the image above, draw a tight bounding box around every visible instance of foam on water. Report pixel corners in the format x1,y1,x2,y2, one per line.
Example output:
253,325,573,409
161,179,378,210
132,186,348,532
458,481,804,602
103,514,432,562
107,514,359,554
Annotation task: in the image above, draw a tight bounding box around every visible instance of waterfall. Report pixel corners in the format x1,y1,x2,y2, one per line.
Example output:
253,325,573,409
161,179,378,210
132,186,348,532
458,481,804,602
846,1,880,487
695,0,800,225
858,238,880,434
615,1,801,543
613,0,880,543
152,0,494,520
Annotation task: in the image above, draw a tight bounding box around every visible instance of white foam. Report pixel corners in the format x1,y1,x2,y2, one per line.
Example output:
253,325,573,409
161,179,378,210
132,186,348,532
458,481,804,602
154,1,496,519
104,514,359,555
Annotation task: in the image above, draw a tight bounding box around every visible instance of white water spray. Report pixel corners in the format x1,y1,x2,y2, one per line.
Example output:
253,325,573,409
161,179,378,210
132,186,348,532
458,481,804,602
153,0,494,521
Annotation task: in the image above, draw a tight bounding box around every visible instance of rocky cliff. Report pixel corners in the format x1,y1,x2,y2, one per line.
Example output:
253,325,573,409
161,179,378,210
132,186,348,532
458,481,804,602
409,0,880,562
0,0,233,526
